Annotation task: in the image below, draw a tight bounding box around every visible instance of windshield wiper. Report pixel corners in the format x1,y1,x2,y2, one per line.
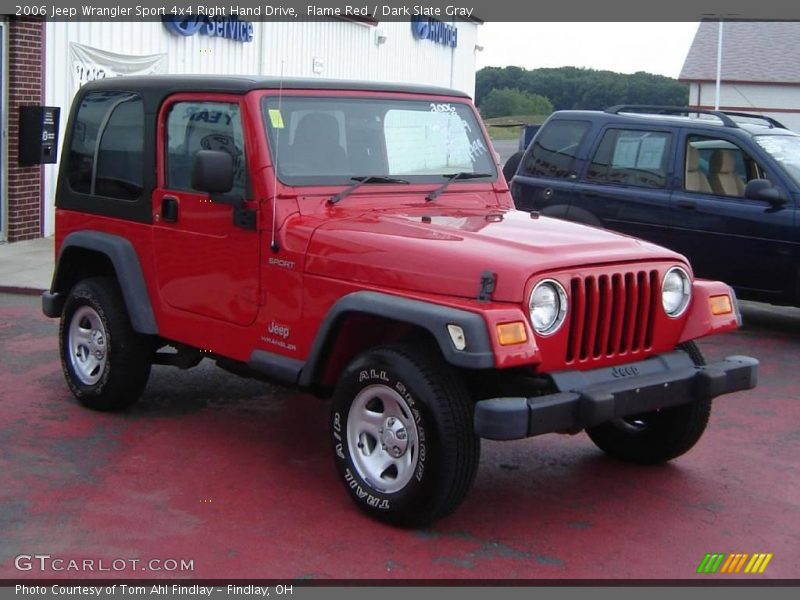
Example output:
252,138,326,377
425,172,494,201
328,176,409,204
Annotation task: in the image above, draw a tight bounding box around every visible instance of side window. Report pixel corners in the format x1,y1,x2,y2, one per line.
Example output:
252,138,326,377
685,136,761,198
520,120,590,179
586,129,670,189
166,102,248,197
67,92,144,200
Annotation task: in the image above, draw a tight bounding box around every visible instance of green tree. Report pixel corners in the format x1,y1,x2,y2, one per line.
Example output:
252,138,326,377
476,66,689,111
479,88,554,118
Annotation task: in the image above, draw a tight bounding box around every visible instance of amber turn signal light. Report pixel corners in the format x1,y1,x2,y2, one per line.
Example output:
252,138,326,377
496,322,528,346
709,294,733,315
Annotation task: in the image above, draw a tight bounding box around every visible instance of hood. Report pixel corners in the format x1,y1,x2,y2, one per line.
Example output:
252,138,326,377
304,207,685,303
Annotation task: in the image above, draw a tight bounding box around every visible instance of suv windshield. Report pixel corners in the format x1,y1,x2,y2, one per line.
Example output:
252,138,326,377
262,96,497,186
754,135,800,187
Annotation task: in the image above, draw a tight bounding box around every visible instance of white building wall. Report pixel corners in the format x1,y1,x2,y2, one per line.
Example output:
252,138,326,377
689,81,800,132
42,19,479,235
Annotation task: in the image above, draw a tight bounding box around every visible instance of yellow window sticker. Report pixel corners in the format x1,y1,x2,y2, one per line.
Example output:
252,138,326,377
268,109,284,129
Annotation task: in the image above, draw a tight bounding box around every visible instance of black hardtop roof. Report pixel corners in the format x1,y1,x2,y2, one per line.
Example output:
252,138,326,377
550,108,798,137
80,75,470,99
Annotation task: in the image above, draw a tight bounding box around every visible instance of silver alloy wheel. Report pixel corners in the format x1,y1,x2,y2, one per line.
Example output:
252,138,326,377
346,384,420,494
67,306,108,386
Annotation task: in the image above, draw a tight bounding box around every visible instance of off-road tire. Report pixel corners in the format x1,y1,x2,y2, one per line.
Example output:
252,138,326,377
330,344,480,527
585,341,711,464
59,277,152,411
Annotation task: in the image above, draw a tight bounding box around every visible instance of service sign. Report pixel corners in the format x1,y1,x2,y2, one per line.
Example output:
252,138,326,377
162,15,254,43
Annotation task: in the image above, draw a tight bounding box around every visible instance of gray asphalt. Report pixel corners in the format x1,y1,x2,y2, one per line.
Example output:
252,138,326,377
492,139,519,165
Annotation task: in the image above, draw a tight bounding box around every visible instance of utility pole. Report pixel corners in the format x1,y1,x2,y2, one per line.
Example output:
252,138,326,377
714,19,724,110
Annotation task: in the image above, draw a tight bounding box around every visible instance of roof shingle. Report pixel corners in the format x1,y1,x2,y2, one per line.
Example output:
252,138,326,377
679,21,800,84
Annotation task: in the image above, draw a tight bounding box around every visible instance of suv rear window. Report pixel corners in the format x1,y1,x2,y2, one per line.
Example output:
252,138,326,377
586,129,670,189
67,92,144,200
519,120,590,179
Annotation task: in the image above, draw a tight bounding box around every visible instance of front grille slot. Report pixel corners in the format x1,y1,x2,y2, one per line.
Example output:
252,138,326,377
566,270,659,363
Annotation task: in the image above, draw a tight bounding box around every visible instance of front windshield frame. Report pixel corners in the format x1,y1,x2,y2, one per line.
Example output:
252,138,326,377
260,94,498,187
754,134,800,188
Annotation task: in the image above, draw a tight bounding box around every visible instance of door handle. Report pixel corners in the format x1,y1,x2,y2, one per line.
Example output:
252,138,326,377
676,200,697,210
161,196,179,222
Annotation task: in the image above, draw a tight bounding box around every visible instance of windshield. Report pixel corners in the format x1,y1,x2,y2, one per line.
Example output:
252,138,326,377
754,135,800,187
261,96,497,186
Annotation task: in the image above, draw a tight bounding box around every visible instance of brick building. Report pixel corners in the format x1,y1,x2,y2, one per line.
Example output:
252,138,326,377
1,18,45,242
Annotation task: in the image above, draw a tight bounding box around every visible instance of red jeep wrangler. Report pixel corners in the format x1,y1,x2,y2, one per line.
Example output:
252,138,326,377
42,76,758,526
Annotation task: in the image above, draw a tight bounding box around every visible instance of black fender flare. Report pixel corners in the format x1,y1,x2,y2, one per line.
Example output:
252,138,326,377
47,231,158,335
297,291,495,387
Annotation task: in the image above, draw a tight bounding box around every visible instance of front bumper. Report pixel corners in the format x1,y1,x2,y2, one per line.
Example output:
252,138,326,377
474,350,758,440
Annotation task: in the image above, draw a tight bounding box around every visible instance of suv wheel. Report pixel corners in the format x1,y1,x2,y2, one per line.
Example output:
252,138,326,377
330,344,480,527
585,341,711,464
60,277,152,411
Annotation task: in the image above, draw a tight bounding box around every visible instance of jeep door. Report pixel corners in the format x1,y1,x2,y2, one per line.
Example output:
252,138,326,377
571,125,677,246
152,95,260,325
669,130,798,300
512,119,591,217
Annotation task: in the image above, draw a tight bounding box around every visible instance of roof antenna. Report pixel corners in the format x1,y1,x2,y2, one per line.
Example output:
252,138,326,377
270,61,285,253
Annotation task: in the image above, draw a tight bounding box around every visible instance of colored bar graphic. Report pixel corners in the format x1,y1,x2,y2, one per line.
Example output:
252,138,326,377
734,554,749,573
710,553,726,573
697,553,713,573
703,552,773,575
720,554,736,573
758,554,773,573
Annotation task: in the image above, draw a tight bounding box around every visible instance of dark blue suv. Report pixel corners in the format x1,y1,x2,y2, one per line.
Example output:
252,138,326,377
508,106,800,307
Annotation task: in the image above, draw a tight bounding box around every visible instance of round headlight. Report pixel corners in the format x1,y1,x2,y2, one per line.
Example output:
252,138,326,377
529,279,568,335
662,267,691,317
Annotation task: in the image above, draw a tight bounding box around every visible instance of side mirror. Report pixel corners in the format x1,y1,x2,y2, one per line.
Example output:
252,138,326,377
191,150,234,194
744,178,787,207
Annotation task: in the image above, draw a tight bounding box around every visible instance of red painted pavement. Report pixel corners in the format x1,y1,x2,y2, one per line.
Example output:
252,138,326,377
0,294,798,580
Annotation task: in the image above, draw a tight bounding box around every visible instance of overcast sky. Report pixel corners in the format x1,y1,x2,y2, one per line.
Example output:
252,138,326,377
476,23,701,79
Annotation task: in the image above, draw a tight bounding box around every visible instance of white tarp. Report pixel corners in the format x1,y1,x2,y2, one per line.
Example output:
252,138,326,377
69,42,167,94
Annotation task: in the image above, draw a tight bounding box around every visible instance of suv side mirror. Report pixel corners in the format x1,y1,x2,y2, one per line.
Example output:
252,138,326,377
191,150,234,194
744,178,787,207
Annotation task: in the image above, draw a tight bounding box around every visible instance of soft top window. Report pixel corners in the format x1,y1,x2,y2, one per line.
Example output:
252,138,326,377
67,91,145,201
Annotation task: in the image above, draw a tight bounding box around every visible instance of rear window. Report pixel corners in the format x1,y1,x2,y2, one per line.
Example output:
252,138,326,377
67,91,144,200
519,120,590,179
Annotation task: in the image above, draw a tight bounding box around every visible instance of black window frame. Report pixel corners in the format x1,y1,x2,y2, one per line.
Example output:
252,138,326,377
66,91,146,202
584,127,672,190
684,133,766,199
163,100,251,198
519,119,591,180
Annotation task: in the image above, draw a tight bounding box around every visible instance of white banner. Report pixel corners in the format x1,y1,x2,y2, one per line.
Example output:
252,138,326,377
69,42,167,94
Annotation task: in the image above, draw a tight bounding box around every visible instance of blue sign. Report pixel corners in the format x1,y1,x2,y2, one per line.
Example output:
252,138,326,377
163,16,254,43
411,16,458,48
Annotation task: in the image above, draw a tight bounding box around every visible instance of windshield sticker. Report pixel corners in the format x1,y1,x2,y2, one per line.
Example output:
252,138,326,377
430,103,456,114
268,108,285,129
467,138,488,161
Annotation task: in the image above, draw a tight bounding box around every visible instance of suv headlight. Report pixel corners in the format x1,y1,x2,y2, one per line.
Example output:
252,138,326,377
662,267,691,317
529,279,568,335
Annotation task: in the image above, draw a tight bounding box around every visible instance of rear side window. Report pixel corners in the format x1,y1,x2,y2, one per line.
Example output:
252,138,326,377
586,129,670,188
520,120,590,179
67,92,145,200
165,102,249,198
